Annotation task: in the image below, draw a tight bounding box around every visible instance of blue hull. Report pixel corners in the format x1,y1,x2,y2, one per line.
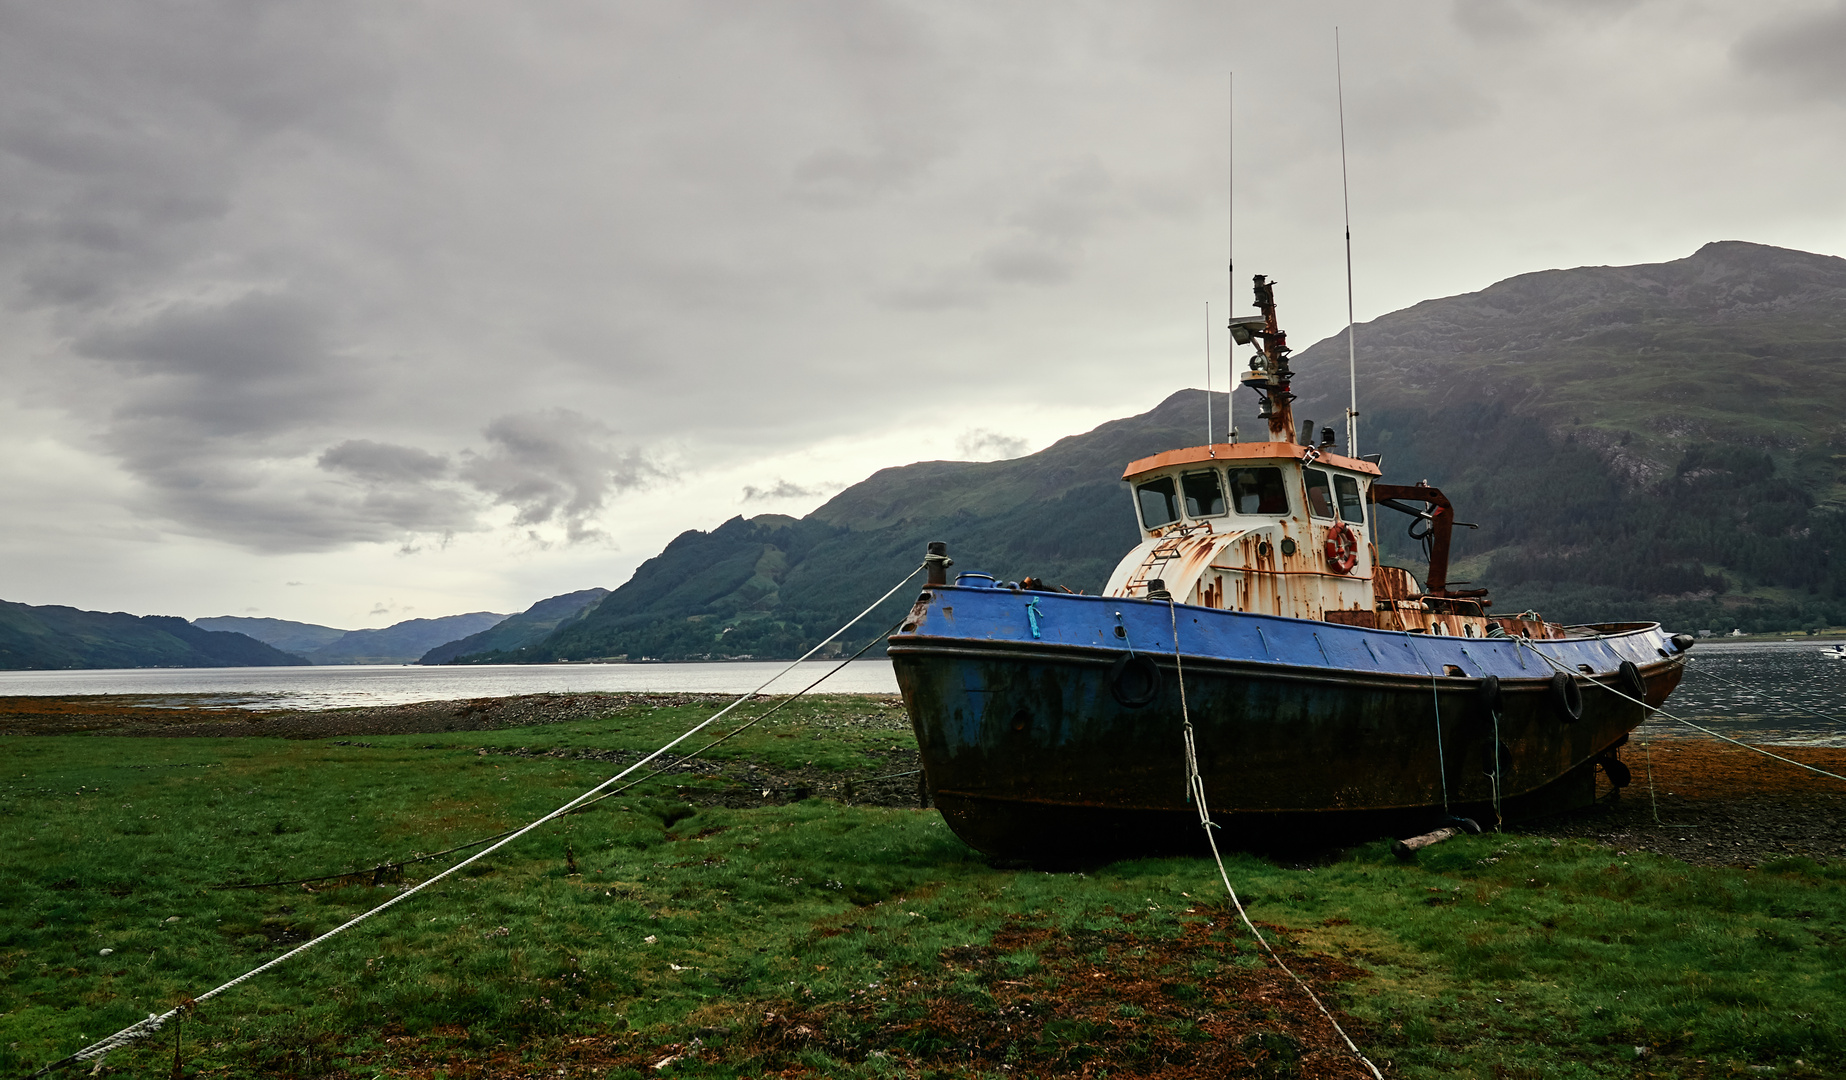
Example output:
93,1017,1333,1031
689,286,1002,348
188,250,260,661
887,584,1686,858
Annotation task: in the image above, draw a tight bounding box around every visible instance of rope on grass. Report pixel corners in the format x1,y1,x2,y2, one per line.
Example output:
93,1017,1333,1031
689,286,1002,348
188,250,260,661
1164,599,1385,1080
216,618,908,893
28,564,928,1079
1513,638,1846,786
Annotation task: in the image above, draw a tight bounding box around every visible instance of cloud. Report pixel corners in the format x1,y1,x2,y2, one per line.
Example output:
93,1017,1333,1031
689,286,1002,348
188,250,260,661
1734,3,1846,99
460,408,666,542
319,440,451,484
956,429,1030,461
741,478,829,502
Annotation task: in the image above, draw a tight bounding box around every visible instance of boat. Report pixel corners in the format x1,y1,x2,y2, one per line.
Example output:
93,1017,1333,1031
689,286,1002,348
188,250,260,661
887,274,1694,859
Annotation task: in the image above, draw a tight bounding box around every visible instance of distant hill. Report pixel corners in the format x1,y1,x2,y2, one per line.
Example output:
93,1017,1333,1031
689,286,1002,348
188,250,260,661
490,240,1846,659
303,612,508,665
191,616,348,656
421,588,610,664
1,600,311,670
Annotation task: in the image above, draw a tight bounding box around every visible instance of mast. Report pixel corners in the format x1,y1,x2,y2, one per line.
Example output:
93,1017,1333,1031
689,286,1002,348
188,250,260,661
1336,28,1359,457
1239,274,1296,443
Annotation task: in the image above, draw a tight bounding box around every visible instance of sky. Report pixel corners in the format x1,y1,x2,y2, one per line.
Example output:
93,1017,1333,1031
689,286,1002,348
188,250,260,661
3,0,1843,629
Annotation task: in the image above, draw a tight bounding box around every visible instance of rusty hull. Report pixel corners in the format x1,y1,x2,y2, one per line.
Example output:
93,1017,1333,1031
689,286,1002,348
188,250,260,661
889,585,1686,860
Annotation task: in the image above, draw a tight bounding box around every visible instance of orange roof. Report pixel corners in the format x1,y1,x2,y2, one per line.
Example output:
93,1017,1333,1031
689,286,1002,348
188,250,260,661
1121,442,1383,480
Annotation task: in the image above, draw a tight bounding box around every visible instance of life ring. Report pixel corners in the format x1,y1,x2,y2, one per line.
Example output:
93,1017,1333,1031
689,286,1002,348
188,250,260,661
1617,660,1646,702
1549,671,1583,722
1108,653,1162,708
1324,522,1359,575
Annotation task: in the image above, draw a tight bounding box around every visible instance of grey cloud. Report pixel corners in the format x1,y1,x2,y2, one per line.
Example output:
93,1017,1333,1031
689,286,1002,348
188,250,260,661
956,429,1030,461
0,3,386,309
460,409,665,542
1734,4,1846,98
741,478,826,502
319,440,451,484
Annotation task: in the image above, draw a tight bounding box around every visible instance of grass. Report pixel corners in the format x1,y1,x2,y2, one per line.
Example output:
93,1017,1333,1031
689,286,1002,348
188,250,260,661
3,694,1844,1078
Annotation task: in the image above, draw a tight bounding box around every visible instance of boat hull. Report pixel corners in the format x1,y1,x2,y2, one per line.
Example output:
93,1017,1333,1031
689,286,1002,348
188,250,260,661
888,586,1686,859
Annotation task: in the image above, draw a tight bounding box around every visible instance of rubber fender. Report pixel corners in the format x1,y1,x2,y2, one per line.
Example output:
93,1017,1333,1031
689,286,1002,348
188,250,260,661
1445,815,1483,835
1549,670,1583,722
1618,660,1646,702
1669,633,1696,652
1108,653,1163,708
1477,674,1504,715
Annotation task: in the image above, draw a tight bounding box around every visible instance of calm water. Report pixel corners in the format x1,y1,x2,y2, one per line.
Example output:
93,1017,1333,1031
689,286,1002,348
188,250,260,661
1654,641,1846,748
0,660,900,711
1,643,1842,747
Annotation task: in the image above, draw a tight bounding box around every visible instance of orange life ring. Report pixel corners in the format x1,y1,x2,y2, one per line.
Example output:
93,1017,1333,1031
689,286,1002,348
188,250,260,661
1324,522,1359,574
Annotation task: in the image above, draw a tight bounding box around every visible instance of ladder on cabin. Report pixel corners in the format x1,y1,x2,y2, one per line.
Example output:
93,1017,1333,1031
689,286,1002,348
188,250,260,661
1124,523,1210,596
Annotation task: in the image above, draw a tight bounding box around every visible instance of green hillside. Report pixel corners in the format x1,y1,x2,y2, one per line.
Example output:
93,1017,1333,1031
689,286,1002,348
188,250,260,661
505,240,1846,660
423,588,609,664
0,601,311,669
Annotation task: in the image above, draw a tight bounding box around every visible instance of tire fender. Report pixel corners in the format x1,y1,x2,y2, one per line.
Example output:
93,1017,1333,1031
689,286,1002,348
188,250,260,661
1549,670,1583,722
1108,653,1162,709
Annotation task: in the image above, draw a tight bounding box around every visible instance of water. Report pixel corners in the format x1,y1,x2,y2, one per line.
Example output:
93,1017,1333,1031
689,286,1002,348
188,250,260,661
1,643,1841,747
0,660,900,711
1654,641,1846,748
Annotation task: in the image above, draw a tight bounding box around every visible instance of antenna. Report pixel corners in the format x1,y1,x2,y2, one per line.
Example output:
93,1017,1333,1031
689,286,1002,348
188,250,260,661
1196,299,1210,450
1227,70,1236,447
1205,301,1214,455
1335,29,1359,458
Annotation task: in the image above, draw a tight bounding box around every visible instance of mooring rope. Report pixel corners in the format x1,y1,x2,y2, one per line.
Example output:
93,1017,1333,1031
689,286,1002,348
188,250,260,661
1488,704,1503,831
216,618,907,894
1514,638,1846,786
29,564,929,1078
1403,638,1451,814
1165,599,1385,1080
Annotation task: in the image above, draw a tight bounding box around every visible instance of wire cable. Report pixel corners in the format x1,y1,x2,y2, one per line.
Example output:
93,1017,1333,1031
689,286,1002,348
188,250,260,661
29,564,928,1077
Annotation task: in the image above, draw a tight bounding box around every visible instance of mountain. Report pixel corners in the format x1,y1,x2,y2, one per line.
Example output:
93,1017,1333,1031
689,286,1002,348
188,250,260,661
0,600,311,670
482,396,1218,663
1282,239,1846,632
191,616,348,656
302,612,509,665
420,588,610,664
501,240,1846,660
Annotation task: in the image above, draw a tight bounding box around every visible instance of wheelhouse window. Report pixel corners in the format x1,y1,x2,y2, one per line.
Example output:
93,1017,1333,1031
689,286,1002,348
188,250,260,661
1334,475,1366,524
1181,470,1226,517
1227,467,1290,515
1304,468,1335,519
1136,476,1180,529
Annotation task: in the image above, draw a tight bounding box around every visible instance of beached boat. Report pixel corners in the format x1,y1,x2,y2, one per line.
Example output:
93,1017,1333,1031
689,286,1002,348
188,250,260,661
888,275,1693,859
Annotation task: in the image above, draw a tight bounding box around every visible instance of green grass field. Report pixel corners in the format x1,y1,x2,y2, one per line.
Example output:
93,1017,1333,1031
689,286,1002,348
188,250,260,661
4,695,1843,1078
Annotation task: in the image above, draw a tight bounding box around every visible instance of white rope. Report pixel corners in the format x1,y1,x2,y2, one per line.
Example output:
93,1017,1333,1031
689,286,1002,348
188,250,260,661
32,564,928,1077
1165,600,1384,1080
1513,638,1846,786
1488,704,1503,831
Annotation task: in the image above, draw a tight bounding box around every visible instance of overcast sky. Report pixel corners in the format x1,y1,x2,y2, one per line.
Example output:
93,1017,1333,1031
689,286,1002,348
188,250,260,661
3,0,1843,629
